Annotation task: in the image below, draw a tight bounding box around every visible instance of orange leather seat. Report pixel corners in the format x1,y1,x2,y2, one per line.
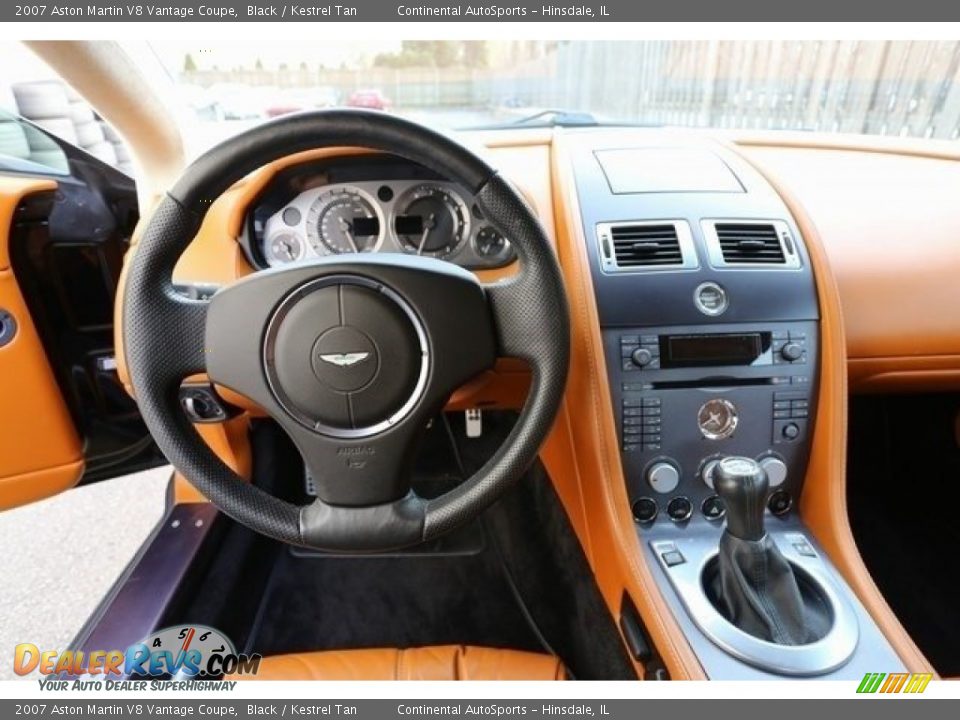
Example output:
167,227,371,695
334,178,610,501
233,645,566,680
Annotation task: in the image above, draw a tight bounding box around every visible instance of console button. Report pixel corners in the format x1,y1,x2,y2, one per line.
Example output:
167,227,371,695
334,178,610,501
632,497,658,524
694,282,728,316
768,489,793,516
666,496,693,522
662,550,686,567
646,461,680,494
701,495,726,520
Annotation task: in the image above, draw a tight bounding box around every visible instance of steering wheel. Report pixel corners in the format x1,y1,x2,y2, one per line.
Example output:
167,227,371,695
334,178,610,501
123,110,570,552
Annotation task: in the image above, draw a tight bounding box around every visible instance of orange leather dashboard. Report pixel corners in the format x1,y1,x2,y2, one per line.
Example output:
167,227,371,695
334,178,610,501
736,141,960,392
0,176,84,509
112,127,945,678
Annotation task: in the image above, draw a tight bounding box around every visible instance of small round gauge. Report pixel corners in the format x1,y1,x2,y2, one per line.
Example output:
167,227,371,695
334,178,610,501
393,184,469,258
697,398,739,440
265,232,304,265
474,226,510,259
307,186,383,255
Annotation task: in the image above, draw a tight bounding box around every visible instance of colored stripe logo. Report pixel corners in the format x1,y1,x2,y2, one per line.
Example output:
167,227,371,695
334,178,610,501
857,672,932,694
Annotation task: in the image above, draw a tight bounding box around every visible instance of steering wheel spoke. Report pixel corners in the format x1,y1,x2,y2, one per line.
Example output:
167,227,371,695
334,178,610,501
162,294,210,380
290,414,427,507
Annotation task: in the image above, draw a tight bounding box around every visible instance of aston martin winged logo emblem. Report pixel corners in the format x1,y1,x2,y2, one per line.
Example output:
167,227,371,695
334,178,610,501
318,351,371,368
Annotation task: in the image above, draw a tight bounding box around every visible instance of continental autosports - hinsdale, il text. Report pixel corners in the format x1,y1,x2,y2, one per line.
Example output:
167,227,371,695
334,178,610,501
397,4,599,16
397,706,601,717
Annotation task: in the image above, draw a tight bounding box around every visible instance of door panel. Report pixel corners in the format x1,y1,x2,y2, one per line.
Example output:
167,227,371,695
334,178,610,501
0,175,84,509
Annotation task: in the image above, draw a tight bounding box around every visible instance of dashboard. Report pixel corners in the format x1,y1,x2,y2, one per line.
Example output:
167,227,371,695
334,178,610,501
241,157,516,271
149,127,955,679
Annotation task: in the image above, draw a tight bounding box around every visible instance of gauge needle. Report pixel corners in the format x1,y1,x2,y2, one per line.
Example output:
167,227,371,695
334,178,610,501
417,213,437,255
339,217,360,253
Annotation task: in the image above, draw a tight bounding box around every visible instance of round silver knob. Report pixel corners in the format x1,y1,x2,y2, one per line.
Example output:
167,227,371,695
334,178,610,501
780,342,803,362
647,461,680,494
759,456,788,488
631,347,653,367
701,459,720,489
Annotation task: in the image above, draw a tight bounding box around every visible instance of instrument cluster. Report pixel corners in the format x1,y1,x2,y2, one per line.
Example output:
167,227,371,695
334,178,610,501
258,178,515,269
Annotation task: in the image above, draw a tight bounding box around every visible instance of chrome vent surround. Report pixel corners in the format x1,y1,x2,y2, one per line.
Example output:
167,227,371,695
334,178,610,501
701,219,801,269
597,220,698,272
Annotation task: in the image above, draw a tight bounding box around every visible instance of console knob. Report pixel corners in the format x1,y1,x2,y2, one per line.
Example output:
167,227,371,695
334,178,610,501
701,459,720,489
759,456,788,488
780,342,803,362
646,461,680,494
781,422,801,440
631,347,653,367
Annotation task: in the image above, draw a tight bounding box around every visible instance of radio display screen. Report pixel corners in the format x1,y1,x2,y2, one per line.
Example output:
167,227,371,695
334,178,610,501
662,333,770,368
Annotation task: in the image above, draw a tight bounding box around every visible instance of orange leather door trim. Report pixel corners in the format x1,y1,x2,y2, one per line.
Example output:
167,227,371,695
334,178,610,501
0,177,84,510
732,143,934,674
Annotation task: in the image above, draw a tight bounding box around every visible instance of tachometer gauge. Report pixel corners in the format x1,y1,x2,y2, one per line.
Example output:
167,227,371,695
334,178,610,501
393,184,469,258
307,186,383,255
474,226,510,259
265,232,304,265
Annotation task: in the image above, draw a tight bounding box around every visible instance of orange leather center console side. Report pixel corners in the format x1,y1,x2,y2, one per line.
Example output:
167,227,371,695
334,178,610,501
0,177,84,510
230,646,566,681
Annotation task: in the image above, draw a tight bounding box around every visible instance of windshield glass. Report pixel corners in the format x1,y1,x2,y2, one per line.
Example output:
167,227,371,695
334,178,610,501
149,40,960,155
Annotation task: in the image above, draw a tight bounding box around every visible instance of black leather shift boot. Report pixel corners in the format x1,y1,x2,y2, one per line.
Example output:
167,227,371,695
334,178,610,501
711,533,814,645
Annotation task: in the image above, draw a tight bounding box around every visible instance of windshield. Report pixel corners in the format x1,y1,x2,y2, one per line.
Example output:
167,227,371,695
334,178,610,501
148,40,960,155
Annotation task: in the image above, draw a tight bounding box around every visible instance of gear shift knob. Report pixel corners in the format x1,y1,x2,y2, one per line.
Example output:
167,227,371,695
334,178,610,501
714,456,768,541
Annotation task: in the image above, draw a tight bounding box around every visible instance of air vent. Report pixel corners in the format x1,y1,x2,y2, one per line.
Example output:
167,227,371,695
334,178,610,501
597,221,697,272
702,220,801,269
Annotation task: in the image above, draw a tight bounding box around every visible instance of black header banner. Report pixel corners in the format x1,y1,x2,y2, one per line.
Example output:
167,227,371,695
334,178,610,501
5,0,960,21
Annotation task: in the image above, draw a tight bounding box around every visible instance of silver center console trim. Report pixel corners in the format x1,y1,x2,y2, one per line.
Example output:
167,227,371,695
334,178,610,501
651,530,859,676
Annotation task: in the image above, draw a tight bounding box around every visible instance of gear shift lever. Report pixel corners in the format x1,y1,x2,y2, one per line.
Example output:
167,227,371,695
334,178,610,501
708,456,817,645
714,456,768,541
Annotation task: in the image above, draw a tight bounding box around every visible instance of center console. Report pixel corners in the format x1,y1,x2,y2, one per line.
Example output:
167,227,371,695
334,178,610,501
568,131,906,679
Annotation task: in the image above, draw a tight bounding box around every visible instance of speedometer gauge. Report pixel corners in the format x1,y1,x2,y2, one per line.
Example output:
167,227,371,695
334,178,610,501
307,186,383,255
393,184,469,258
